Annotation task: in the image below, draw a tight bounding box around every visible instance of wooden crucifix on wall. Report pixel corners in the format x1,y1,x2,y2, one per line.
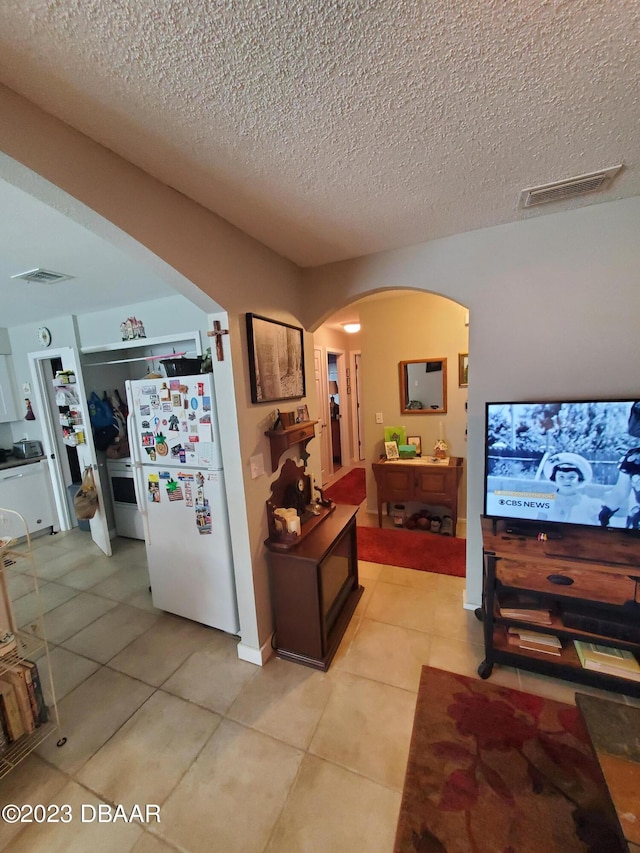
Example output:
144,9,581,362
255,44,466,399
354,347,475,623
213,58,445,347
207,320,229,361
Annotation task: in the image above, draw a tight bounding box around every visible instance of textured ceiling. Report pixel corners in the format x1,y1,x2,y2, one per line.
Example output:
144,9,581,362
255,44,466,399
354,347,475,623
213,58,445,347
0,1,639,268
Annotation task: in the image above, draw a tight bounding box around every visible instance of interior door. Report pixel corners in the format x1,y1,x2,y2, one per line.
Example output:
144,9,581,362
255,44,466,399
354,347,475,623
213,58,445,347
354,353,365,461
314,346,330,484
29,346,112,556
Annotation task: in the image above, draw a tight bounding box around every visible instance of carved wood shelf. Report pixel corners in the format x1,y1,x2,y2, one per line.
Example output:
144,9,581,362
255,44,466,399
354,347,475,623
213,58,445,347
264,420,318,472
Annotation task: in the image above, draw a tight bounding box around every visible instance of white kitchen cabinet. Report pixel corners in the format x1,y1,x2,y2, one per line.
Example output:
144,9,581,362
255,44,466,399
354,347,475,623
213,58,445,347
0,355,19,422
0,464,56,536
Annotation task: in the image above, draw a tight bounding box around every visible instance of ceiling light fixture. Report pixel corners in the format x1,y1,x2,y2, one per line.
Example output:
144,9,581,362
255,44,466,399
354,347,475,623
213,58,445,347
342,323,361,334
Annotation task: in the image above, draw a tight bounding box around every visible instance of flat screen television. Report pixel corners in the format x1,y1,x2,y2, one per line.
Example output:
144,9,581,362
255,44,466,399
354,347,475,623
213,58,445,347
484,399,640,533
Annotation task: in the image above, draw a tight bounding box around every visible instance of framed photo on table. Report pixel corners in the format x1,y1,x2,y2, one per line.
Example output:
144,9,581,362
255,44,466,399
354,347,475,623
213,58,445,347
246,313,306,404
407,435,422,456
385,441,400,460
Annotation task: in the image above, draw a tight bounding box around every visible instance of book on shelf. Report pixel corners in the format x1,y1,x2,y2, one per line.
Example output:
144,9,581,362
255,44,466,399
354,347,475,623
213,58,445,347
499,606,552,625
574,641,640,681
21,660,47,725
0,712,8,754
0,678,25,741
507,628,562,655
1,666,35,734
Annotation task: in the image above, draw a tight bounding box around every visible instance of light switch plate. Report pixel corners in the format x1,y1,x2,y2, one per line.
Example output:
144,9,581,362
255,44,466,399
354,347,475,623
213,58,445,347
375,412,383,424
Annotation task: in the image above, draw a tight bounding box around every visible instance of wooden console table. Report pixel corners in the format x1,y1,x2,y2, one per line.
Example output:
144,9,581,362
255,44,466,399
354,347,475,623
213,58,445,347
371,457,463,530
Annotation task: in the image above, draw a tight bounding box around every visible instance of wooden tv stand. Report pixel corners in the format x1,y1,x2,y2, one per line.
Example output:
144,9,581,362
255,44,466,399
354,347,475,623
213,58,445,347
479,516,640,697
372,457,463,530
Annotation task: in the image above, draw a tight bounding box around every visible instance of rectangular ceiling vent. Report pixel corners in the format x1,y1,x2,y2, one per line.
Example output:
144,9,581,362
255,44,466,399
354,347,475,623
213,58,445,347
520,164,623,208
10,268,75,284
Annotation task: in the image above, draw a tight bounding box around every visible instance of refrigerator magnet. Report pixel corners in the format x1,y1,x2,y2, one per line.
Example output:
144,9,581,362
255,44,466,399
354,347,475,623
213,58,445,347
190,397,199,410
140,404,151,416
166,479,184,501
160,383,171,401
198,423,212,442
202,396,211,411
144,446,157,461
195,500,212,534
169,380,180,391
184,482,193,507
171,393,181,407
142,431,155,446
198,382,205,396
148,474,160,503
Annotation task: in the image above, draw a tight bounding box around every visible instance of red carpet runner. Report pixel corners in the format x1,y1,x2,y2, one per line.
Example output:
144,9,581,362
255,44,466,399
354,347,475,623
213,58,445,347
323,468,366,505
357,526,465,576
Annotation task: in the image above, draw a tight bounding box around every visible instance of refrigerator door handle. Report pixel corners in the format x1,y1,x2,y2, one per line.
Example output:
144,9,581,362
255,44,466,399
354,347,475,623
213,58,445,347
125,382,151,546
131,460,151,546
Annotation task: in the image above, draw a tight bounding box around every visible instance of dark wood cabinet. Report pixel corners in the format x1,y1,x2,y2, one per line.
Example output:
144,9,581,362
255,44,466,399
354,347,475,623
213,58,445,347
372,457,463,529
266,504,363,670
479,516,640,697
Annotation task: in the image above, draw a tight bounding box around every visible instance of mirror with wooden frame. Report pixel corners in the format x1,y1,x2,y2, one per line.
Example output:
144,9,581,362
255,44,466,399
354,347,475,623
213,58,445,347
399,359,447,414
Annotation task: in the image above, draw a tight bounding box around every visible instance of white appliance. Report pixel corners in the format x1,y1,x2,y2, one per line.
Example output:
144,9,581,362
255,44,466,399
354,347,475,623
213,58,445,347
105,457,145,541
125,373,239,634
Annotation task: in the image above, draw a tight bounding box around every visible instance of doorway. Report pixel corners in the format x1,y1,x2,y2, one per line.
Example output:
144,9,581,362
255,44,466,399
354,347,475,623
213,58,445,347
328,354,341,473
29,346,112,556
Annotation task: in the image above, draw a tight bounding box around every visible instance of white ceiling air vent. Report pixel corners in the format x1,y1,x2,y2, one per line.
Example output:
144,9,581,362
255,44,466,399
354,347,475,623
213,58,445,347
520,164,623,208
10,268,75,284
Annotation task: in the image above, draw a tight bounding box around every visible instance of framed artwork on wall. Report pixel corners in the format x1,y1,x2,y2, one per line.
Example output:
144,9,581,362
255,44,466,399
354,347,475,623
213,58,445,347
458,353,469,387
246,313,306,404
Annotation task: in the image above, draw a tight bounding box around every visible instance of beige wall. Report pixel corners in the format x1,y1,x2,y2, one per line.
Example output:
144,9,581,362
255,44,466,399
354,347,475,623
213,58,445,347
0,84,318,660
303,197,640,608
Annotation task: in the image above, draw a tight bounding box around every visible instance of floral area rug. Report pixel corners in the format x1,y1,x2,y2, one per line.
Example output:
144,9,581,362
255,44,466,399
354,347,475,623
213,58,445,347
394,667,625,853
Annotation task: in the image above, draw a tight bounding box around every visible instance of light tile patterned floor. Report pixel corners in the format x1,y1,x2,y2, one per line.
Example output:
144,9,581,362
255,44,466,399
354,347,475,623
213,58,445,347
0,468,633,851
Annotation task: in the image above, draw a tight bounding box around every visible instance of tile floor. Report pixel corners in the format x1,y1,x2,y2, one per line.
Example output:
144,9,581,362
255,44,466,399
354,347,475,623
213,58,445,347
1,470,635,852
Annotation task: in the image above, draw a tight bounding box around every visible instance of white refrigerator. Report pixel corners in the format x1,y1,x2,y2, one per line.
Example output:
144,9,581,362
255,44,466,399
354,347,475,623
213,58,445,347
125,373,239,634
